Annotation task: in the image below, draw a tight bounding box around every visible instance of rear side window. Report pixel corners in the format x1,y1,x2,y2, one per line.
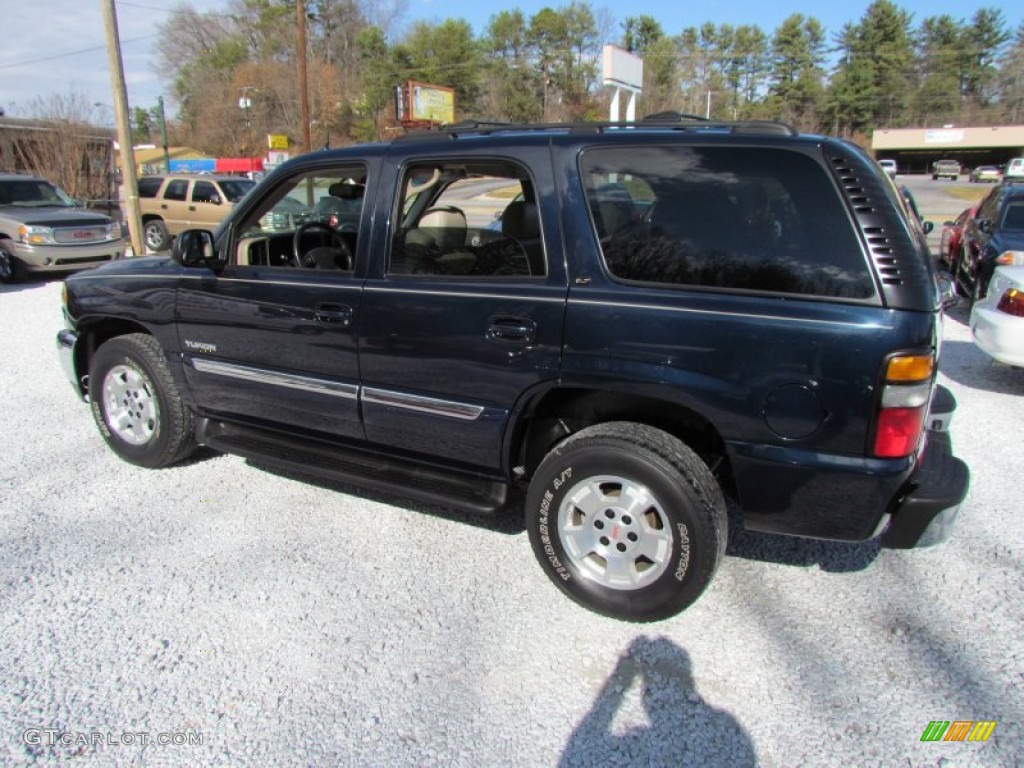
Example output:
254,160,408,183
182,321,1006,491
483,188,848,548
582,146,874,299
163,179,188,201
137,178,162,198
192,181,220,203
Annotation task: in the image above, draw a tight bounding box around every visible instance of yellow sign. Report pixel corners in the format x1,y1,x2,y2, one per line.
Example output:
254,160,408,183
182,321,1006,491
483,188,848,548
267,134,289,150
410,82,455,124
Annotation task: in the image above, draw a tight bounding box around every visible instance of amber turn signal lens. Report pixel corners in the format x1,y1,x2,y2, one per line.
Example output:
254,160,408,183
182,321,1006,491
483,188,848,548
886,354,934,382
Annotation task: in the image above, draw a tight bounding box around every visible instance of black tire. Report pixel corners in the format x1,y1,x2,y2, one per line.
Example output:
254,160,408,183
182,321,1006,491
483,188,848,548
525,422,727,622
143,219,170,252
0,242,20,284
89,333,196,468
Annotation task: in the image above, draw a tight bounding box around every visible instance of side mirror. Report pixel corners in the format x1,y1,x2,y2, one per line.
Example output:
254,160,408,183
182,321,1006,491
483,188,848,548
922,220,934,235
172,229,217,267
210,194,222,205
978,219,992,234
936,271,959,310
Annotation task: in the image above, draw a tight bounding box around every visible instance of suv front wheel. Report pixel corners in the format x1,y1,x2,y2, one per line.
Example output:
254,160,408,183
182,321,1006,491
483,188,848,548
0,241,19,284
89,333,196,467
526,422,727,622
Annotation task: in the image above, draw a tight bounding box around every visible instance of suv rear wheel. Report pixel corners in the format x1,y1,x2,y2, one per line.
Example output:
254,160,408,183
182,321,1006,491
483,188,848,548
143,219,170,252
526,422,727,622
89,333,196,467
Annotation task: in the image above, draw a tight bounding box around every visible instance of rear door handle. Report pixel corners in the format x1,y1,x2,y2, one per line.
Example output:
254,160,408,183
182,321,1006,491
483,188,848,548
486,315,536,344
314,302,353,327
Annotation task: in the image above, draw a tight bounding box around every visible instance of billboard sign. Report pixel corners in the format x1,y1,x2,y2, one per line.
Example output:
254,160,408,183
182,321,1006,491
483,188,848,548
408,82,455,124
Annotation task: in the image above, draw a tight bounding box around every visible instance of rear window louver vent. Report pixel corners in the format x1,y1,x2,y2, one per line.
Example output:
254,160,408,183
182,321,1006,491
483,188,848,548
827,153,914,288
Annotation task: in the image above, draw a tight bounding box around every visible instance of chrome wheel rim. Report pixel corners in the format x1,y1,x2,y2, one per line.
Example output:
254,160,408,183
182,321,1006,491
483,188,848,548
557,475,674,590
144,224,164,250
102,364,158,445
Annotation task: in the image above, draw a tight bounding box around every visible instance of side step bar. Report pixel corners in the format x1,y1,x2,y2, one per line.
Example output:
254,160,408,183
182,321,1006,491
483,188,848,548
196,417,509,515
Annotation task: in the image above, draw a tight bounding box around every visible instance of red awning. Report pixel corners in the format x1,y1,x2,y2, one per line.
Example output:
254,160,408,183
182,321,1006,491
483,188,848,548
215,157,264,173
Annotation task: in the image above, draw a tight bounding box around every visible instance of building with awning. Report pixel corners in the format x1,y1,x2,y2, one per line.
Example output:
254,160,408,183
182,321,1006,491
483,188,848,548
871,125,1024,174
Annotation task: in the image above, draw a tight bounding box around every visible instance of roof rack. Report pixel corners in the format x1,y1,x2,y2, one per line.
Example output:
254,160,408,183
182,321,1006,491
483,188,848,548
394,117,799,143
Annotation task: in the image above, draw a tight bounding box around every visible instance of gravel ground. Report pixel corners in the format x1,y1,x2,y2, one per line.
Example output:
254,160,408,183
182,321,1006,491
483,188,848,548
1,277,1021,767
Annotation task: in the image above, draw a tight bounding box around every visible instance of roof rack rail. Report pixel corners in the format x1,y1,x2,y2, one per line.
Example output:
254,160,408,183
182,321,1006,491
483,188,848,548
642,111,708,122
394,118,799,142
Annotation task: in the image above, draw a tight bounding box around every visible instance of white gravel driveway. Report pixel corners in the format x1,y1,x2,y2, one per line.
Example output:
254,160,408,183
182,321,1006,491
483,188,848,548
1,277,1021,767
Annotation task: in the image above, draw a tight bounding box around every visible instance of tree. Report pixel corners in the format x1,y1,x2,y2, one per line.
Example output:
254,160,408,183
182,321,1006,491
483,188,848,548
485,10,544,122
959,8,1010,111
913,15,961,125
18,92,114,203
996,22,1024,123
826,1,914,134
766,15,825,129
400,20,485,118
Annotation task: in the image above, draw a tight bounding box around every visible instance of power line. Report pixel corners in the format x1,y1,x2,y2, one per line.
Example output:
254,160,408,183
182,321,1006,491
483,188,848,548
0,34,158,70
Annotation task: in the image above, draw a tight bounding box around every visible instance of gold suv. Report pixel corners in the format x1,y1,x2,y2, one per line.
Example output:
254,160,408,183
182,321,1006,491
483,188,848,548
137,174,256,252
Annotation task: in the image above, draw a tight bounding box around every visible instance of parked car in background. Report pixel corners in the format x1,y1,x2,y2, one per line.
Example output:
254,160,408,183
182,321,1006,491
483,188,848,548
878,158,897,178
1005,157,1024,182
957,182,1024,301
932,159,961,181
137,174,256,252
0,172,124,284
969,166,1001,183
939,205,979,273
970,265,1024,366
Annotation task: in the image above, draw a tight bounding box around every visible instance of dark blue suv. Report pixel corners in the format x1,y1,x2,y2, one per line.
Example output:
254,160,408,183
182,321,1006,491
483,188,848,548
57,119,969,621
956,181,1024,301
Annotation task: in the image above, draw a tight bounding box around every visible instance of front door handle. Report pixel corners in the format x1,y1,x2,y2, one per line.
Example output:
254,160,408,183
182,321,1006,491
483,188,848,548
314,302,353,327
486,315,536,344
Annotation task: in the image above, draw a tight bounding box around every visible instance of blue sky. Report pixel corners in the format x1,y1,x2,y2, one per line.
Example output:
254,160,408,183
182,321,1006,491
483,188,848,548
1,0,1020,121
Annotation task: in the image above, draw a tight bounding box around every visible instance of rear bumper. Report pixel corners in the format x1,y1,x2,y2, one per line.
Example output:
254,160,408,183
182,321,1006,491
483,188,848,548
971,304,1024,367
732,384,968,545
881,430,968,548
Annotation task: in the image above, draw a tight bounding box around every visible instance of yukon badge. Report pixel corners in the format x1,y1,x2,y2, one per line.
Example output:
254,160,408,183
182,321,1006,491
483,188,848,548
183,339,217,354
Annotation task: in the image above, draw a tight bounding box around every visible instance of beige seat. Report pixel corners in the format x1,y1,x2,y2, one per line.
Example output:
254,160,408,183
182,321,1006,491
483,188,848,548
404,206,475,274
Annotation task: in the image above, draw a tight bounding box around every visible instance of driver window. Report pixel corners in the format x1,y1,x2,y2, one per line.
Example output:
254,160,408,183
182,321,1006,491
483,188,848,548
232,166,367,271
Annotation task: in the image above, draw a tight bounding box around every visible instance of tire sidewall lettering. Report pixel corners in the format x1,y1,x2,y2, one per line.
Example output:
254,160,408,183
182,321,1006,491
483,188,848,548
536,470,571,581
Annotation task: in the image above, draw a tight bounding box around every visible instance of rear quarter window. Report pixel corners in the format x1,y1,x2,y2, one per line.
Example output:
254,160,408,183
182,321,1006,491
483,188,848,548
581,146,875,300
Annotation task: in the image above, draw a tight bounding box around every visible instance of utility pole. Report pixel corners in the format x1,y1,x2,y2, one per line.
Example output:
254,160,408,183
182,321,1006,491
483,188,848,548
297,0,311,155
100,0,143,255
156,96,170,173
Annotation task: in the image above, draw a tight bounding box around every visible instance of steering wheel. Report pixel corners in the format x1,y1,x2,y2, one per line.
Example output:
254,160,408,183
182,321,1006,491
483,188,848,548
292,221,353,269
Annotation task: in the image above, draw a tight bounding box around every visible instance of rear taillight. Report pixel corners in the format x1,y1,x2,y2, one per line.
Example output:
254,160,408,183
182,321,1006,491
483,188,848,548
873,353,934,458
996,288,1024,317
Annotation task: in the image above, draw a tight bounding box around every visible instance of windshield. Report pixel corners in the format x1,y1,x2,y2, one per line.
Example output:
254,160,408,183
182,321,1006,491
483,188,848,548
0,179,77,207
218,179,256,203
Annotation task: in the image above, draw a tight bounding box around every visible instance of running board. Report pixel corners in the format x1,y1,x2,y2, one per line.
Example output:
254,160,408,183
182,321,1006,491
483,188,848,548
196,418,509,515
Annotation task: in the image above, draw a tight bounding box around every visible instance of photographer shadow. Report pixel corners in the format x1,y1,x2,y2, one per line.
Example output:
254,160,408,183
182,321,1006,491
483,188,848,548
559,636,757,768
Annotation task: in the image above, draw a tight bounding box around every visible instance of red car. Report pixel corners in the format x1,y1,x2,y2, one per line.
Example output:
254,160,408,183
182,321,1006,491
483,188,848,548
938,205,978,272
